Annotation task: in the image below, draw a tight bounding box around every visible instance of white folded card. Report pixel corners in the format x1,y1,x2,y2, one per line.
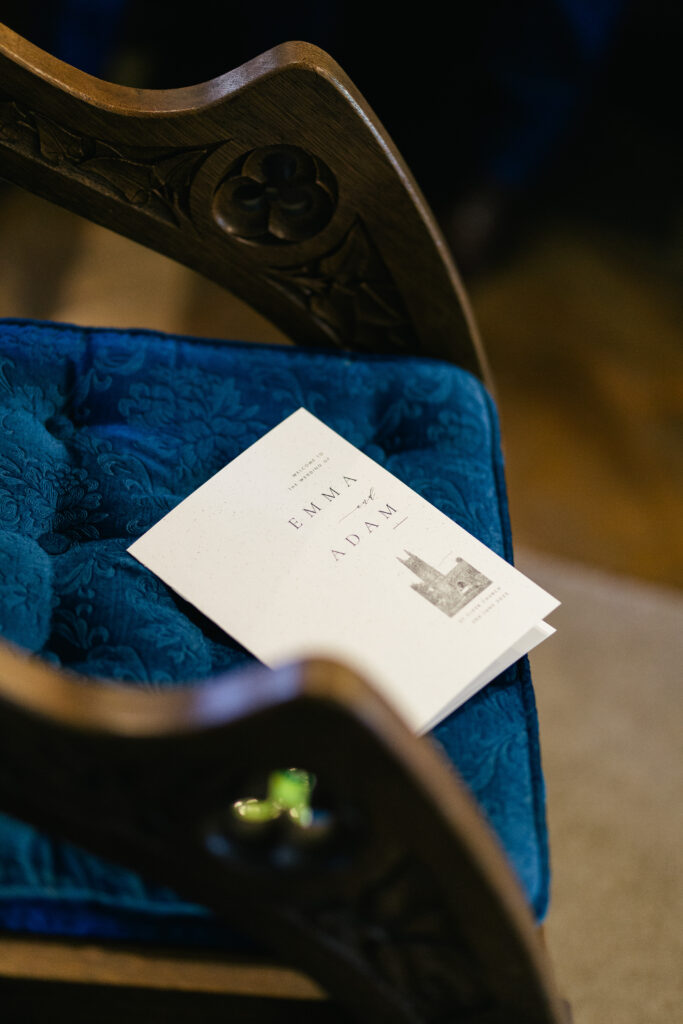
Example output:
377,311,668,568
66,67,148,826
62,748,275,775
128,408,559,732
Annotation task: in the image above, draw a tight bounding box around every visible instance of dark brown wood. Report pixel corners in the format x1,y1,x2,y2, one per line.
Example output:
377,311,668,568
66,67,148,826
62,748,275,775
0,978,347,1023
0,936,326,999
0,24,488,379
0,644,565,1023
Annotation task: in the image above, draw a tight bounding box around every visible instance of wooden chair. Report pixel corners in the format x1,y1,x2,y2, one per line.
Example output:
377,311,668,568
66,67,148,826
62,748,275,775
0,24,567,1022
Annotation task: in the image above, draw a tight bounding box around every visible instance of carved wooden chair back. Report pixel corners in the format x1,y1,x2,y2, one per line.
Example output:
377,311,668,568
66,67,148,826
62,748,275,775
0,23,566,1023
0,27,485,375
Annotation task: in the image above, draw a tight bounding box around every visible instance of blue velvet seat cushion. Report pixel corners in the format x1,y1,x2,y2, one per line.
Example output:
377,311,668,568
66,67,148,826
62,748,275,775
0,318,549,945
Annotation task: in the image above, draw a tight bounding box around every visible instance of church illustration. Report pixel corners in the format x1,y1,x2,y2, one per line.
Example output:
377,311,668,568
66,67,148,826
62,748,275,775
398,551,492,617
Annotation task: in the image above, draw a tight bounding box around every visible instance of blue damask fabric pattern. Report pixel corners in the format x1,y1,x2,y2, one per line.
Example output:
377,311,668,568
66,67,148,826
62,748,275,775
0,318,549,944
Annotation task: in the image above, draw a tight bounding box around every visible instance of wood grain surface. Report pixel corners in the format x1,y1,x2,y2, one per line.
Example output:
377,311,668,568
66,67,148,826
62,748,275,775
0,24,486,377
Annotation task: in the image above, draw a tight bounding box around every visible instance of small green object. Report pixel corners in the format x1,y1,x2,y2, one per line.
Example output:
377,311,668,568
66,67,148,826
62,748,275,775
232,768,315,829
231,797,277,824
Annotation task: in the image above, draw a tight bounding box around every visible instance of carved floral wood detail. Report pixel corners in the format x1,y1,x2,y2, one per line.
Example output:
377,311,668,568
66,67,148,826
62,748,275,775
266,219,417,354
304,854,494,1022
0,93,219,228
0,93,417,356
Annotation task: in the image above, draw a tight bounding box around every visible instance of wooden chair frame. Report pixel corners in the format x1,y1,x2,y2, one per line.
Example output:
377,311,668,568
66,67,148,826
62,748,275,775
0,26,487,377
0,23,564,1022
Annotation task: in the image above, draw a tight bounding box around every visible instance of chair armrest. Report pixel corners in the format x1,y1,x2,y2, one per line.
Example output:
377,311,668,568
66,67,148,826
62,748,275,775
0,640,563,1022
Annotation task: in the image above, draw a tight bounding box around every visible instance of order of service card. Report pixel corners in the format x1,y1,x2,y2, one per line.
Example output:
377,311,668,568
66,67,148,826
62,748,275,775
128,409,558,732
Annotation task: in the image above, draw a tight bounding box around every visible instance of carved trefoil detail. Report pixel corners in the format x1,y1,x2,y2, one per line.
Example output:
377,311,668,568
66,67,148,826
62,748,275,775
212,144,337,245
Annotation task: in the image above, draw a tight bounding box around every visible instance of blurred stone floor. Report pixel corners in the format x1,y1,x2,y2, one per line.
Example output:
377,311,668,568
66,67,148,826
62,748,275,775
519,549,682,1024
0,185,681,1022
473,224,683,589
